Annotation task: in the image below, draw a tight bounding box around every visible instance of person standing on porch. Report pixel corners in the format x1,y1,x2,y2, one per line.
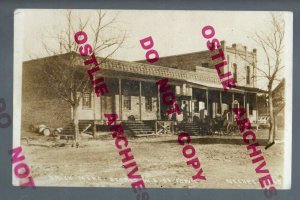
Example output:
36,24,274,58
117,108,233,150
181,101,188,122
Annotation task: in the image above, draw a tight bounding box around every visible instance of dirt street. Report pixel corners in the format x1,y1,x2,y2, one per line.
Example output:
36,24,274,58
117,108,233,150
21,129,285,189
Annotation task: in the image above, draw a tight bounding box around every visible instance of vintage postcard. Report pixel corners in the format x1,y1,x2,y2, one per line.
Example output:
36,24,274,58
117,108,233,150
13,9,292,193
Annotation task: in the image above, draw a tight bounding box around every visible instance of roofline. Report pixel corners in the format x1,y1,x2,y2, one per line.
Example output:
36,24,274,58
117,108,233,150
134,49,211,63
23,51,82,64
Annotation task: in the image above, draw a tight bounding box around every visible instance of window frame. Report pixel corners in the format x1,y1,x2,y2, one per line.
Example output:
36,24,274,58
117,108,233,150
201,63,209,68
123,95,131,110
82,92,92,109
246,66,251,85
233,63,237,82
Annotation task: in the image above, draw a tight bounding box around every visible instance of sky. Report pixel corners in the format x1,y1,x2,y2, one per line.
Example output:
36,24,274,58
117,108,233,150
17,9,292,89
21,9,274,61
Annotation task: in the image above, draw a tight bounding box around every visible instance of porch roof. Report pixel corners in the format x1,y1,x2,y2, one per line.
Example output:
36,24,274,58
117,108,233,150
186,81,245,93
97,58,221,85
97,58,261,94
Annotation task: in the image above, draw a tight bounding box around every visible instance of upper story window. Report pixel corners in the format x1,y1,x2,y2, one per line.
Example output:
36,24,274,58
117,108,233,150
124,96,131,110
246,66,251,85
233,63,237,82
82,93,92,109
201,63,209,68
145,96,152,111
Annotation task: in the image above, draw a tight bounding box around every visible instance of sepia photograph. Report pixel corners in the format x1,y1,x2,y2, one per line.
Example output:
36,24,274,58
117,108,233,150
13,9,292,192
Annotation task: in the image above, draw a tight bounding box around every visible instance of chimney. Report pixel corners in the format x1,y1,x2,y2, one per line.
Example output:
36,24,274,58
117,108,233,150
253,48,257,54
244,46,247,58
232,43,236,48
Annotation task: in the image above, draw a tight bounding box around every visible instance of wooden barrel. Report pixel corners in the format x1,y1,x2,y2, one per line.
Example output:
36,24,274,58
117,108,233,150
38,125,47,133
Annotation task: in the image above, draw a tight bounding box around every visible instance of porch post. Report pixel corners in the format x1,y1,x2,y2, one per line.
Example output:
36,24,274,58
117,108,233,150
220,90,222,114
100,94,102,120
206,89,209,117
92,92,96,137
139,81,142,121
190,88,193,120
232,92,234,122
245,93,248,117
157,84,161,120
118,78,122,120
243,93,246,108
256,93,258,122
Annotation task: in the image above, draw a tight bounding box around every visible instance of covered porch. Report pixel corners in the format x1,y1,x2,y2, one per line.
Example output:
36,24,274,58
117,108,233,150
75,77,260,136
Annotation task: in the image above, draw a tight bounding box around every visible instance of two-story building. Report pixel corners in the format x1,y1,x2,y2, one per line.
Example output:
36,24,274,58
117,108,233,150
21,41,265,135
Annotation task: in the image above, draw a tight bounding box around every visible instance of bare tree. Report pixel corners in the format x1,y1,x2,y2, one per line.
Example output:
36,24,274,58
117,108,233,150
237,13,285,148
40,10,126,146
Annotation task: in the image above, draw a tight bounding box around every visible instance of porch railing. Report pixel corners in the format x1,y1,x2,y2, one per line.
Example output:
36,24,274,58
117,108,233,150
155,121,175,134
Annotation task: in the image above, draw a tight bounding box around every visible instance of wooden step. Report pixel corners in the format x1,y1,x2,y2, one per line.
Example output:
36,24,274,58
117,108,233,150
59,135,74,140
135,133,157,137
122,121,154,135
130,128,153,131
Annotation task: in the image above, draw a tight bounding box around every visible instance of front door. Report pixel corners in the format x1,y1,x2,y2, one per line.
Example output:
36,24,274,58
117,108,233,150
101,95,115,119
